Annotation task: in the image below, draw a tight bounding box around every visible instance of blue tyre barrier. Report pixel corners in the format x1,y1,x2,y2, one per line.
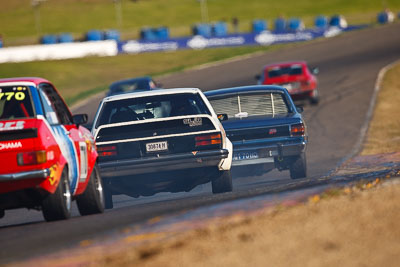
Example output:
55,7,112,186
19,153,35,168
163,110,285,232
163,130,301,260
104,30,120,41
192,24,212,37
314,15,328,29
252,19,267,33
86,30,103,41
156,27,170,40
274,18,286,33
212,22,228,37
40,34,58,44
58,33,74,43
140,28,157,41
287,18,304,31
329,15,347,28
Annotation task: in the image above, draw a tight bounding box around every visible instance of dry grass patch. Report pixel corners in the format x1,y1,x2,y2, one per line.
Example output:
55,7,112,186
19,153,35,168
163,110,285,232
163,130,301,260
362,63,400,155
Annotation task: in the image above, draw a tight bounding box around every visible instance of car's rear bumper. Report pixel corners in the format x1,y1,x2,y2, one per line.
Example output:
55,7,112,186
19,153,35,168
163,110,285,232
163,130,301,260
98,149,229,178
232,140,306,166
0,168,50,182
289,88,317,99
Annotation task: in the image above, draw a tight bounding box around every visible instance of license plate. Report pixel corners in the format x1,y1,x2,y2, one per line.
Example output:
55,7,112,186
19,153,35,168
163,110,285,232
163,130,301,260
146,141,168,152
233,151,259,161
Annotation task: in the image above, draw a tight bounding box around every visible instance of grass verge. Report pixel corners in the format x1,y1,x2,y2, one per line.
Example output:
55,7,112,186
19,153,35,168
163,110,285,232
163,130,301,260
362,63,400,155
2,0,399,45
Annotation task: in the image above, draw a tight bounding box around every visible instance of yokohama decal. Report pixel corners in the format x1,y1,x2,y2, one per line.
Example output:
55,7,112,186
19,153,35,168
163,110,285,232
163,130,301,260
0,141,22,150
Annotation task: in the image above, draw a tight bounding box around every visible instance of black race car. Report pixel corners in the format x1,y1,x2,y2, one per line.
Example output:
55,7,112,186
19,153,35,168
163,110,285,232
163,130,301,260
92,88,233,208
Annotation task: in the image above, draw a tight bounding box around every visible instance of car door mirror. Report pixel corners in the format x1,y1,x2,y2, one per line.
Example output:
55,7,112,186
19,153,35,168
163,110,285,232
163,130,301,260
217,113,228,121
296,106,304,113
72,114,88,126
312,67,319,75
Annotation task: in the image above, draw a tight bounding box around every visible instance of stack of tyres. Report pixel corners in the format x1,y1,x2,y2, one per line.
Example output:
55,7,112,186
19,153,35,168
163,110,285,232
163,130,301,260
252,20,267,33
86,30,104,41
314,15,328,29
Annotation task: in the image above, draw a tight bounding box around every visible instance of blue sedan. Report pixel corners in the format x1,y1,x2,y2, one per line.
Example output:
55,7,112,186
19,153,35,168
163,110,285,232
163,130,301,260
107,76,161,97
205,85,307,179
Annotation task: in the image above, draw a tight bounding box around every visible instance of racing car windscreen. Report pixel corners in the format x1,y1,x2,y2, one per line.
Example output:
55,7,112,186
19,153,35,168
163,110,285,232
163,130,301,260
0,85,35,120
96,93,211,128
209,92,290,119
267,65,303,78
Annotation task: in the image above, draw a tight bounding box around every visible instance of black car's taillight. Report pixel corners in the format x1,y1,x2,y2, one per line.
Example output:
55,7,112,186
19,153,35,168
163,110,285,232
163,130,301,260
195,133,222,147
290,123,305,137
97,145,117,157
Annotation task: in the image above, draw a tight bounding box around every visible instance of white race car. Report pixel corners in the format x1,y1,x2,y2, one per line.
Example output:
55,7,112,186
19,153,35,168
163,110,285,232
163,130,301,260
91,88,233,208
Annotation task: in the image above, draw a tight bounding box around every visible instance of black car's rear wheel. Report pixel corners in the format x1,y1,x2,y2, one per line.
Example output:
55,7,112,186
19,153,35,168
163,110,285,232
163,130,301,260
289,152,307,179
42,168,72,221
76,164,105,215
212,170,233,194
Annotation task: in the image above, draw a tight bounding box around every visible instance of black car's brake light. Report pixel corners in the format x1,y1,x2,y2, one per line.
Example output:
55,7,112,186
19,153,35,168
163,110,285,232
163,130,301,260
195,133,222,147
290,123,305,137
17,151,47,166
97,145,117,157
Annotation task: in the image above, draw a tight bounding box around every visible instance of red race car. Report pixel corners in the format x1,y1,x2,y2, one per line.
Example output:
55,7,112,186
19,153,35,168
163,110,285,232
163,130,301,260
0,77,104,221
256,61,320,105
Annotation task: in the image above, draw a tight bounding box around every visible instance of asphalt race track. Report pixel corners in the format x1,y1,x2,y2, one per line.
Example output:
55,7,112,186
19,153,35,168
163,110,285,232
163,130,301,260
1,23,399,264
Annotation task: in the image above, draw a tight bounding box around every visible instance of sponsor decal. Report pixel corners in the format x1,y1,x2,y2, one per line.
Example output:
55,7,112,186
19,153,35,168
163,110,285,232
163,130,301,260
183,117,202,127
48,165,58,186
187,35,245,49
269,128,277,135
0,121,25,131
255,31,313,45
192,151,198,156
79,142,88,182
255,31,276,45
122,40,178,54
323,27,342,38
0,86,27,101
0,141,22,150
47,150,55,161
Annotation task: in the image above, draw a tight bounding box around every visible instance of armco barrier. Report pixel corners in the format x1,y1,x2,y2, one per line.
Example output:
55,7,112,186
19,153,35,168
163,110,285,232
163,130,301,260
0,40,118,63
0,25,367,63
119,25,366,54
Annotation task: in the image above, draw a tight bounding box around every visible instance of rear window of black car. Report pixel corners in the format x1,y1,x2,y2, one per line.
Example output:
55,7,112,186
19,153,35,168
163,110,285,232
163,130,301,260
0,85,35,120
96,93,211,128
208,92,290,119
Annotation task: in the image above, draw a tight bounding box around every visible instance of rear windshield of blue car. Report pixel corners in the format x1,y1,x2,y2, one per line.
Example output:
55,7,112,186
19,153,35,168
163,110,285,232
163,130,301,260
208,92,290,119
96,93,211,128
110,79,152,94
0,85,35,120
